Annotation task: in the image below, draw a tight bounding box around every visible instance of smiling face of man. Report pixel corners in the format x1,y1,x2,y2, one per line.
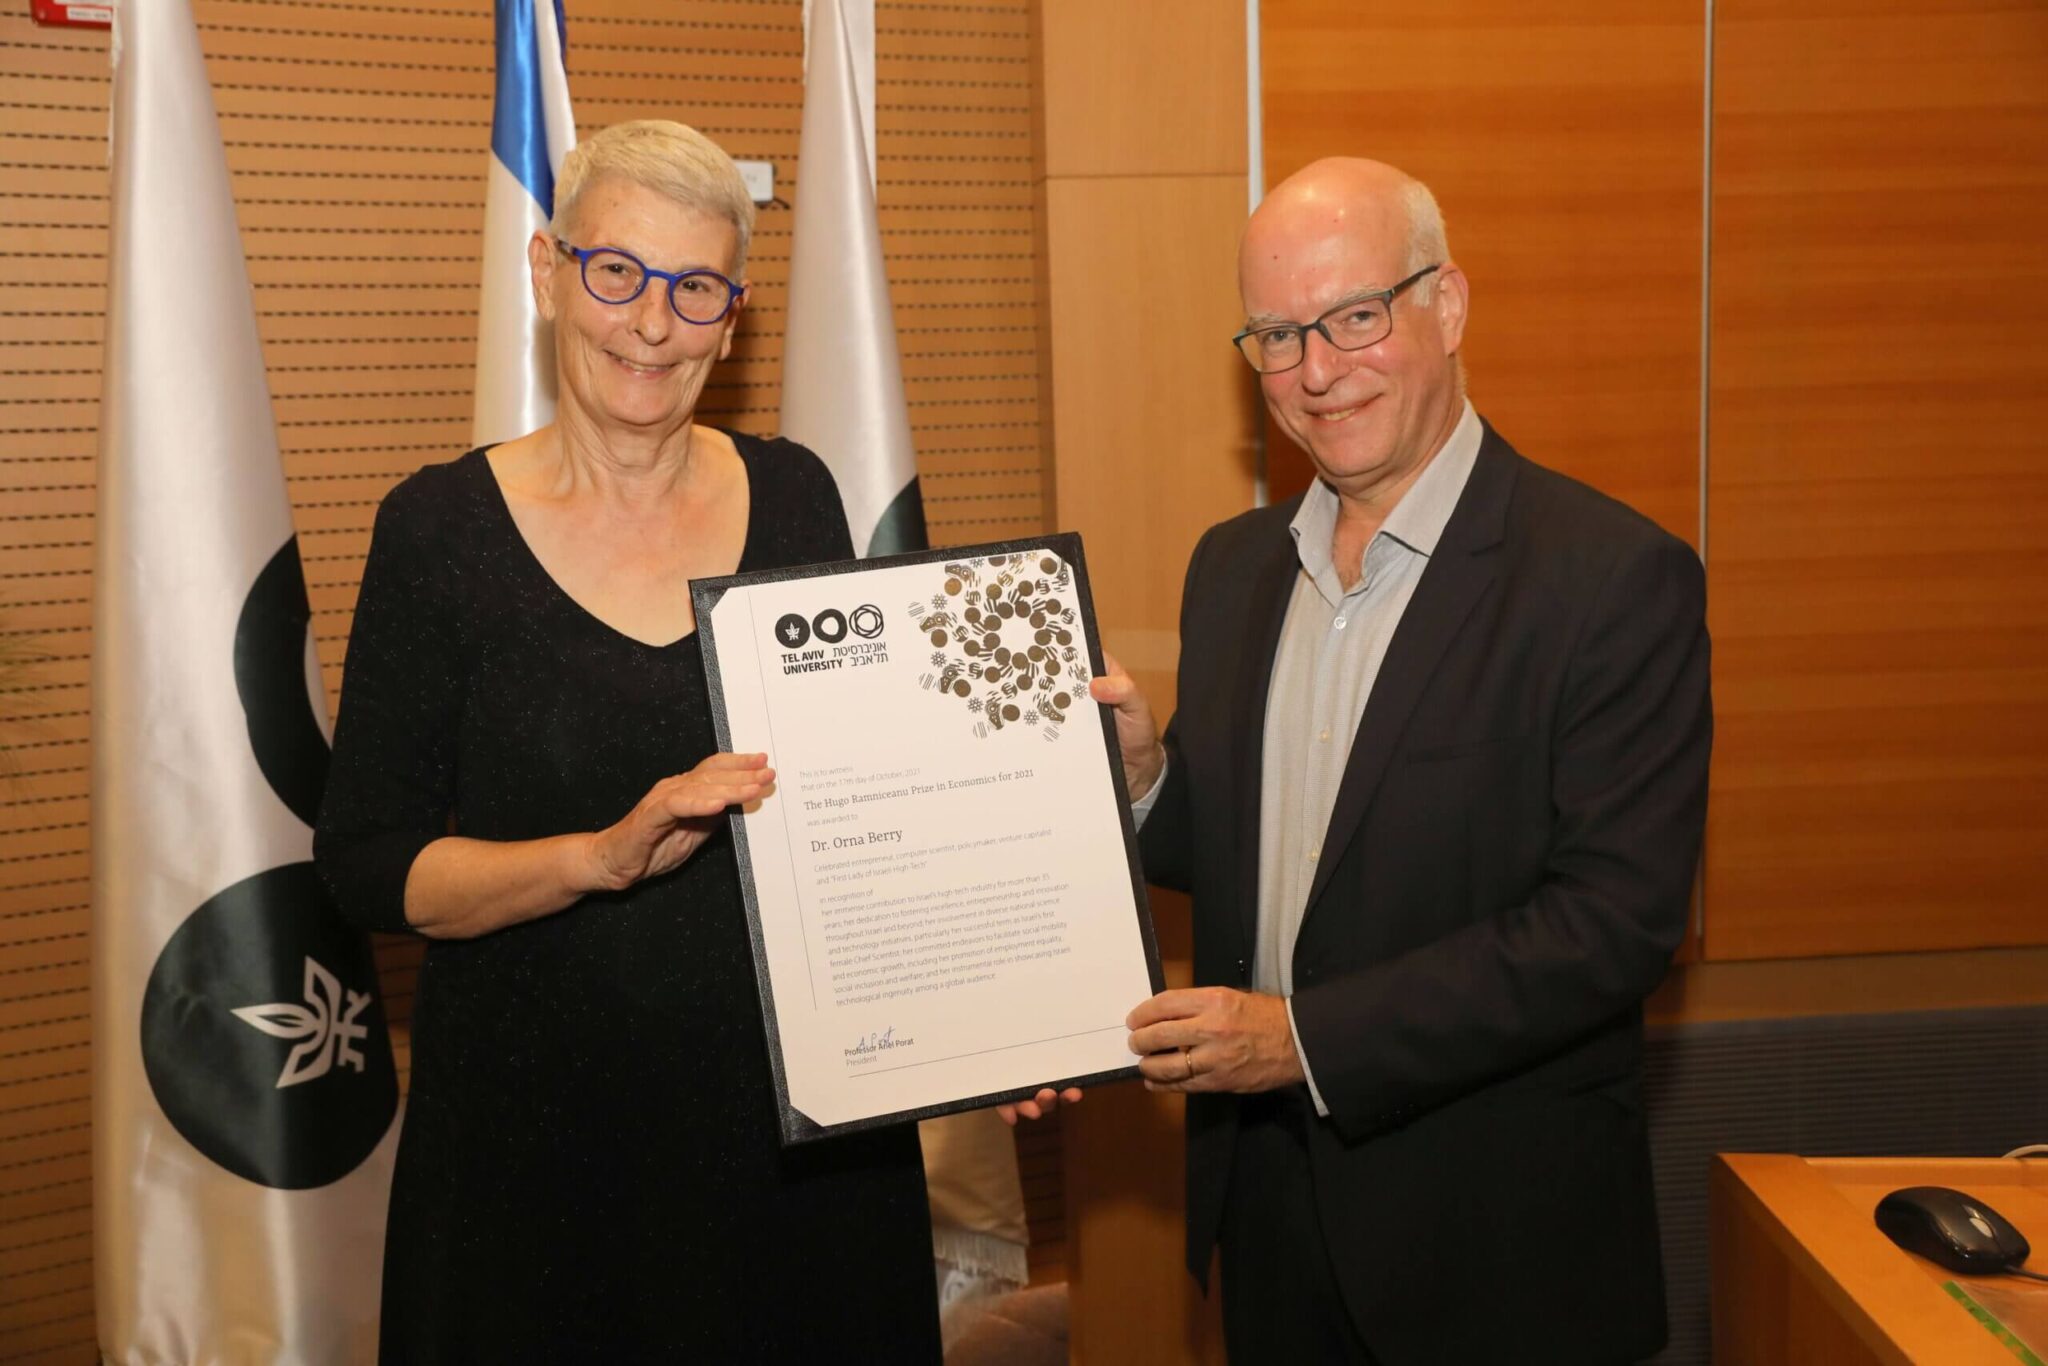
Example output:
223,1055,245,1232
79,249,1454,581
1238,160,1469,507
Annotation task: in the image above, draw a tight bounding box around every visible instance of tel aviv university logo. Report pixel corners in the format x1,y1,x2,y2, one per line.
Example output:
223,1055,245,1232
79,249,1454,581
774,603,885,650
774,603,887,676
138,539,398,1189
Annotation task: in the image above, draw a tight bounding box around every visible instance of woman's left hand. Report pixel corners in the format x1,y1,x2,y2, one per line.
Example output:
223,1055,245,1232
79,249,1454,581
583,752,774,893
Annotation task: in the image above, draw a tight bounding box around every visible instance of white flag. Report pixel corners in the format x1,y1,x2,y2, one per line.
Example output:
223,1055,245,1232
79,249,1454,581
471,0,577,449
92,2,399,1360
783,0,927,556
789,2,1024,1313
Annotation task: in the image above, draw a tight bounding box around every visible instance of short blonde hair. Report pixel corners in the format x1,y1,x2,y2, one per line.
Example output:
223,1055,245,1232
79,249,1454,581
550,120,757,273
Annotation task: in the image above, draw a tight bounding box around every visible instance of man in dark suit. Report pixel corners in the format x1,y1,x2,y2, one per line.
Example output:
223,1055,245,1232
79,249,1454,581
1089,158,1711,1364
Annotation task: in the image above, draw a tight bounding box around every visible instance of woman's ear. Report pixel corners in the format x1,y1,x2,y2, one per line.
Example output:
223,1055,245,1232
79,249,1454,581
528,231,558,322
717,281,748,362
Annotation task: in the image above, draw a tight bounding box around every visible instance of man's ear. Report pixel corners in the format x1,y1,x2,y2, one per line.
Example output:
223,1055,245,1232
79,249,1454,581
1433,261,1470,357
528,230,558,323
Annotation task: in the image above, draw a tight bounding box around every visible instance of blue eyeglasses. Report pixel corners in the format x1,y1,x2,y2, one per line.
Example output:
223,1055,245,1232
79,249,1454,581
555,240,744,325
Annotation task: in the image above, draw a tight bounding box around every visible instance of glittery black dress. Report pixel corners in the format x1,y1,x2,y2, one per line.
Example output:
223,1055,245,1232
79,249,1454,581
315,437,940,1364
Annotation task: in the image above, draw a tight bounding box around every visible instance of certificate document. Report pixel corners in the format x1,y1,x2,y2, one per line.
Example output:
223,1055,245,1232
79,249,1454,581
693,534,1162,1143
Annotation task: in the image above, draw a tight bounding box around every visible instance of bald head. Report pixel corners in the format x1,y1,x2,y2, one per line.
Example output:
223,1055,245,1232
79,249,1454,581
1241,158,1448,312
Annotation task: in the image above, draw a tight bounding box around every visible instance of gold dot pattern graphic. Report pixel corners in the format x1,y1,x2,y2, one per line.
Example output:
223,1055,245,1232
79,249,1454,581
909,552,1090,740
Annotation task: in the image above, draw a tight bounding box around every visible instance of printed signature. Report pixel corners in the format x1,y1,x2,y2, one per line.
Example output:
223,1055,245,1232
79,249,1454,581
844,1026,914,1057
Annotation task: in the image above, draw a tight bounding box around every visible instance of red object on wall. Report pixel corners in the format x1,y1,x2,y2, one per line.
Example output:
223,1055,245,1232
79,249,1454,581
32,0,111,27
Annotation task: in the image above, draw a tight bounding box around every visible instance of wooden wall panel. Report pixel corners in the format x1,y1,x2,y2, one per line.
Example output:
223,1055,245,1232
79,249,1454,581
1260,0,1705,547
1042,173,1259,696
1039,0,1247,180
1703,0,2048,959
0,0,1051,1355
1035,3,1253,1363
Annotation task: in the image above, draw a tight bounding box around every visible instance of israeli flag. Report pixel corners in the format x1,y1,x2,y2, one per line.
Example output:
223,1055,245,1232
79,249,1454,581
472,0,577,449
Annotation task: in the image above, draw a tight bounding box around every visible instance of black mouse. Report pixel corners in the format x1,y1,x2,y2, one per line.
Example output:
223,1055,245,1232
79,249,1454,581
1875,1185,2032,1275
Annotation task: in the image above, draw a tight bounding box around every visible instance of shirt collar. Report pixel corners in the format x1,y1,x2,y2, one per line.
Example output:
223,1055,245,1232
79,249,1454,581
1289,398,1484,580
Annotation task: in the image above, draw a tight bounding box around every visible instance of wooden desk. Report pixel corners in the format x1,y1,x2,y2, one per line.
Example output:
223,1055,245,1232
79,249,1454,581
1712,1154,2048,1364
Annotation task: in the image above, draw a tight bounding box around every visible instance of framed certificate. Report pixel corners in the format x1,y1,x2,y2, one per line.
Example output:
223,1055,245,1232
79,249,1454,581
693,534,1163,1143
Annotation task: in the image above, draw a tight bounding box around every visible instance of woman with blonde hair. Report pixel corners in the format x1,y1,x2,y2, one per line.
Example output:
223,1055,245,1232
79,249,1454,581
317,121,941,1361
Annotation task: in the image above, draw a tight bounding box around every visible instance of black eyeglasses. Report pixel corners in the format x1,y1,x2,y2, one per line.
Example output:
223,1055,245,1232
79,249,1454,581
1231,265,1441,375
555,240,744,325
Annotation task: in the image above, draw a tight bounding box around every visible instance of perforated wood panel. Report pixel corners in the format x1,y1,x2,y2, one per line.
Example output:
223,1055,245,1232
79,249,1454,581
0,0,1047,1355
1,9,106,1350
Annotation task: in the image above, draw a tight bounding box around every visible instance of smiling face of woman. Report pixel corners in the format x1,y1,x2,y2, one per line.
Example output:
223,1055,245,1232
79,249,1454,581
532,175,745,441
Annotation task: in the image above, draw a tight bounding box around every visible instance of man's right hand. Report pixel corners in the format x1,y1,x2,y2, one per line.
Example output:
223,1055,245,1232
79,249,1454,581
1090,651,1166,803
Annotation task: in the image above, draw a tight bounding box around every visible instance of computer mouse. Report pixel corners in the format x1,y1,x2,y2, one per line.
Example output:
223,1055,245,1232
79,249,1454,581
1874,1185,2032,1275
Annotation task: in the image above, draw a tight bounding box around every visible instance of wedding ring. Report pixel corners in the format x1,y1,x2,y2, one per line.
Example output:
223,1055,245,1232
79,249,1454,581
1181,1047,1197,1082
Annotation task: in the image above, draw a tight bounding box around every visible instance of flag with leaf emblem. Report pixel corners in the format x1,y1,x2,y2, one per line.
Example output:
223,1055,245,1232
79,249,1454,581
92,1,399,1358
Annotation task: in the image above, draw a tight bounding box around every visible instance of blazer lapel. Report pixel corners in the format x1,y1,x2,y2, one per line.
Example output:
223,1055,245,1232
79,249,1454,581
1302,432,1518,916
1231,517,1301,971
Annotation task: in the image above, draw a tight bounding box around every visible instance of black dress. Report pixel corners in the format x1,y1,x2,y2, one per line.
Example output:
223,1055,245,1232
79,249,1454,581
315,436,940,1364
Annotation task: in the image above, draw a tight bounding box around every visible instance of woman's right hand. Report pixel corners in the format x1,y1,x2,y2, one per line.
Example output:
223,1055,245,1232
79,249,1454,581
583,752,774,893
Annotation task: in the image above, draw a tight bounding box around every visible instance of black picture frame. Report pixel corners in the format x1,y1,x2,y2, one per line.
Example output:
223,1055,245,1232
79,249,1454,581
693,532,1164,1144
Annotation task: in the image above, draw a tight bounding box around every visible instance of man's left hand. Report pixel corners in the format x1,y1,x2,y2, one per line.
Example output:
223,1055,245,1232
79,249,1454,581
1126,988,1305,1094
